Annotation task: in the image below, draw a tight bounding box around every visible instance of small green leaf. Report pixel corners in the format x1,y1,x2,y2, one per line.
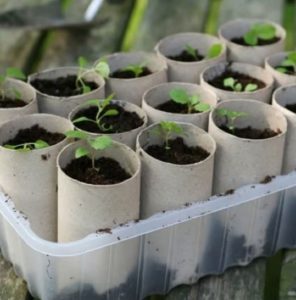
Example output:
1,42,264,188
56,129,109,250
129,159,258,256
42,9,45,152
190,95,200,105
89,135,112,150
234,83,242,92
78,56,88,69
75,147,89,159
185,44,198,59
34,140,49,149
244,83,258,92
206,43,223,59
3,144,16,150
84,99,100,107
243,30,257,46
276,67,288,74
194,102,211,112
223,77,236,89
95,61,110,79
169,88,189,104
72,116,94,124
65,130,88,140
103,109,119,117
287,52,296,64
281,59,295,68
82,84,91,94
6,68,26,80
160,121,183,134
13,88,22,100
254,23,276,40
216,108,228,117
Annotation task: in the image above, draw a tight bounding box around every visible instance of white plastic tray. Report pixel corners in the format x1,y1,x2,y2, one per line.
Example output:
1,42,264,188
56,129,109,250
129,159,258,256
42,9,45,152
0,171,296,300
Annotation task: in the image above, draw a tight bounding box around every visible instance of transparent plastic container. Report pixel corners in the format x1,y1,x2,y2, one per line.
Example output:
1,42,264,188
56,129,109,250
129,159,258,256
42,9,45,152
0,171,296,300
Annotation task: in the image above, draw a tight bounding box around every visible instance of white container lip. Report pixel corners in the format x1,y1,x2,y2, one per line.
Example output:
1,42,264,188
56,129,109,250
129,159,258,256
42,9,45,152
142,82,216,118
155,32,227,65
102,51,167,82
57,140,141,188
273,83,296,116
69,99,148,135
218,18,286,49
265,51,296,78
0,113,69,153
210,99,287,142
137,122,216,168
201,62,274,95
0,78,36,112
28,66,105,101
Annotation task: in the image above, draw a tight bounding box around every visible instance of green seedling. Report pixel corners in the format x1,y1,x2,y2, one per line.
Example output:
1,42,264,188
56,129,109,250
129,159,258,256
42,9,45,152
223,77,258,92
66,130,112,170
184,43,223,60
0,67,26,100
216,108,248,133
4,139,49,152
152,121,184,150
243,23,276,46
72,94,118,132
120,62,146,78
76,56,110,94
206,43,223,59
276,52,296,74
169,88,211,114
185,44,198,60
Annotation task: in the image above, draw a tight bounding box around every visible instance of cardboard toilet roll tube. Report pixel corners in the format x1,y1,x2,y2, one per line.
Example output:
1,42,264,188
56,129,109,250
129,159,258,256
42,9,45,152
69,99,148,149
57,140,141,242
137,122,216,219
218,18,286,66
272,84,296,173
142,82,218,130
265,52,296,87
208,99,287,194
0,78,38,125
155,32,226,83
28,67,105,117
200,62,274,103
0,114,73,241
104,51,168,106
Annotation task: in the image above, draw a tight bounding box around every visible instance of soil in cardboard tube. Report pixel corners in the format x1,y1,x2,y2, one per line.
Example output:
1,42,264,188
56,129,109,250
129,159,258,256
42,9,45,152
231,36,280,46
110,67,152,79
208,70,266,91
3,125,65,147
30,75,98,97
64,156,131,185
156,100,205,114
0,97,27,108
146,137,209,164
220,125,281,139
286,103,296,113
168,49,204,62
73,104,144,133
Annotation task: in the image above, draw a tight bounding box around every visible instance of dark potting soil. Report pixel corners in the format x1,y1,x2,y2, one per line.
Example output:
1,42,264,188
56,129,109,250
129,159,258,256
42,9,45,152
208,70,266,91
231,36,280,46
260,175,275,184
30,75,98,97
285,103,296,113
110,67,152,79
220,125,281,139
63,156,131,185
276,65,296,75
156,100,203,114
3,125,65,147
73,104,144,133
0,97,27,108
168,50,204,62
146,137,210,164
